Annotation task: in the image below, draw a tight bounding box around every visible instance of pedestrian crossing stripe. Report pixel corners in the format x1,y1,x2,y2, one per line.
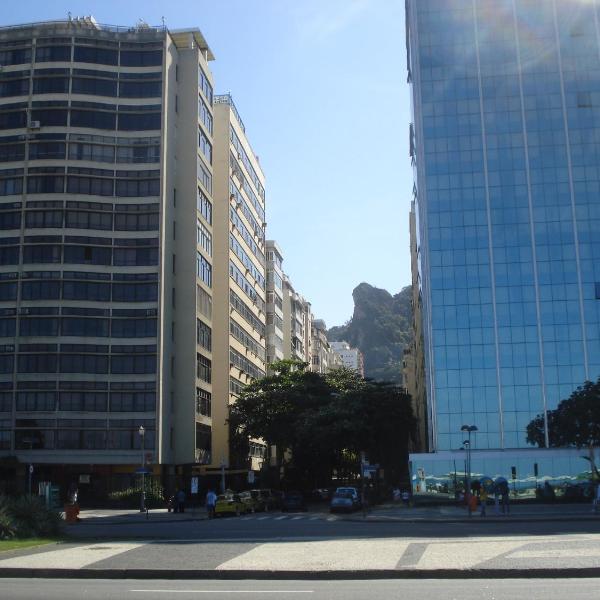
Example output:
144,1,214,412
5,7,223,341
238,513,337,522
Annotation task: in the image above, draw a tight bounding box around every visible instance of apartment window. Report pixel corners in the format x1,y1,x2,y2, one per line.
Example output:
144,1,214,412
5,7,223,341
72,77,117,97
199,98,213,134
120,49,162,67
119,80,161,98
196,388,211,417
110,354,156,374
197,285,212,319
197,319,211,351
117,111,161,131
197,253,212,288
74,46,118,66
0,211,21,230
198,162,212,194
36,45,71,62
112,281,157,302
0,141,25,162
197,189,212,224
199,130,212,164
199,68,213,104
71,109,116,130
197,220,212,256
59,391,107,411
197,353,211,383
111,317,157,338
29,141,66,160
0,47,31,66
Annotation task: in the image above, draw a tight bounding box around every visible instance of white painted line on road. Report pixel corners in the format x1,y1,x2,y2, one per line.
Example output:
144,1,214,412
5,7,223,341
274,516,287,520
130,591,313,594
291,516,303,520
309,517,319,520
257,516,270,520
326,516,336,521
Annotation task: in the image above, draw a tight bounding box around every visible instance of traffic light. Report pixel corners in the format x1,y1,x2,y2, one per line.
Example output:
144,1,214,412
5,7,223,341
511,466,517,480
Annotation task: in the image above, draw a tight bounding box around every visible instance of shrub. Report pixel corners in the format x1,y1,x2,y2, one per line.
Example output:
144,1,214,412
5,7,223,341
108,478,165,509
0,503,15,539
0,495,62,538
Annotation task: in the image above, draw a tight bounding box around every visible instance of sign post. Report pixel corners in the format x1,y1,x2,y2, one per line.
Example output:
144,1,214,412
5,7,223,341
28,464,33,496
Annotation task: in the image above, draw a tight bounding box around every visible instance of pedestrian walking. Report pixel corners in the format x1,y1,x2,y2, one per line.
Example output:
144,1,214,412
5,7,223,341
501,489,510,514
177,488,186,513
206,488,217,519
594,483,600,514
494,488,501,515
479,488,488,517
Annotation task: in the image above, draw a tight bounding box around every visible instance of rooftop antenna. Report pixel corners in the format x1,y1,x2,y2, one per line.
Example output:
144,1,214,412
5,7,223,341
161,16,165,28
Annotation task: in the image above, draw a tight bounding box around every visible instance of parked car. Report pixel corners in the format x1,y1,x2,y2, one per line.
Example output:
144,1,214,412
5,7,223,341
281,491,307,512
258,489,282,510
330,488,361,513
239,490,266,513
312,488,332,501
335,487,360,501
214,493,248,517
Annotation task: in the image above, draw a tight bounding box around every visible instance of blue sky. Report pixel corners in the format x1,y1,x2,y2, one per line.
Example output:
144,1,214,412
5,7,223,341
5,0,412,327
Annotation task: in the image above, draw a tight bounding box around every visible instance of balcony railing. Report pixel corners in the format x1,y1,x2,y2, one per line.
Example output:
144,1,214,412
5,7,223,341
215,93,246,133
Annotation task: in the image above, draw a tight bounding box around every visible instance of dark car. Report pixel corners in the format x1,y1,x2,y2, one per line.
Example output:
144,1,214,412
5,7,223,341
281,491,307,512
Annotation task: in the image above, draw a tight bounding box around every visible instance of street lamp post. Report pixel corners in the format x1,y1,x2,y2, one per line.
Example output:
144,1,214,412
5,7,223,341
139,425,146,512
460,424,478,517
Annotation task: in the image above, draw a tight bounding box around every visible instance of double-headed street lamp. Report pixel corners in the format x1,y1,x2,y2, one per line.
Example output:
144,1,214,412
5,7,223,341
139,425,146,512
460,424,478,516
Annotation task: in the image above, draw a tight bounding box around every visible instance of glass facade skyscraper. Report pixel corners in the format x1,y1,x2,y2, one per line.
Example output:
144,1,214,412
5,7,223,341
407,0,600,492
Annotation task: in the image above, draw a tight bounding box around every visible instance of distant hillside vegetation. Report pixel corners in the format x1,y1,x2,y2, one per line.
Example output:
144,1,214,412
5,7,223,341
327,282,412,384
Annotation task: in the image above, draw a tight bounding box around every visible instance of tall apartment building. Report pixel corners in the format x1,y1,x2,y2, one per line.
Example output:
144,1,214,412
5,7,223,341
211,94,267,475
407,0,600,491
329,341,364,377
282,275,310,363
311,319,337,374
265,240,284,367
0,18,220,497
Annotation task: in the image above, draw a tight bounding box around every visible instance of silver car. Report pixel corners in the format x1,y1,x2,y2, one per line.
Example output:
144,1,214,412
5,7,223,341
330,488,361,513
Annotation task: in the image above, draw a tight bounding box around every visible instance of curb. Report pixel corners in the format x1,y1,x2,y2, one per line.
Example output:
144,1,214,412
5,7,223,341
342,515,600,524
1,567,600,580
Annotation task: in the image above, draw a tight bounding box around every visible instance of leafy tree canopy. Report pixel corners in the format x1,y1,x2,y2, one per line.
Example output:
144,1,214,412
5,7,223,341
229,360,416,488
526,377,600,448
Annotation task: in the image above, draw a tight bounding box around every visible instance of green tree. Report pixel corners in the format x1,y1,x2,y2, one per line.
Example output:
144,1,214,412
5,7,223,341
229,361,416,488
526,378,600,448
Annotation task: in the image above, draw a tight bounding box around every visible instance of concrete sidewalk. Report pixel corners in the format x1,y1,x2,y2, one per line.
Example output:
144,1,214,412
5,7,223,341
350,502,600,523
2,532,600,579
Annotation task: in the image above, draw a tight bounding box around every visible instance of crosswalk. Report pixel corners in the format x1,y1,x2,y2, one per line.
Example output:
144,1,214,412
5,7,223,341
239,512,338,522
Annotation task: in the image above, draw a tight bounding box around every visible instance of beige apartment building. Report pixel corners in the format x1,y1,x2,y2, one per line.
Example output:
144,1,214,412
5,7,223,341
282,275,311,364
265,240,284,367
0,18,219,496
210,94,267,479
311,319,340,374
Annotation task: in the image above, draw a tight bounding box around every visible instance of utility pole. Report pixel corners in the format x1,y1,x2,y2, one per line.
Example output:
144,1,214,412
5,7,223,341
360,451,367,518
139,425,146,512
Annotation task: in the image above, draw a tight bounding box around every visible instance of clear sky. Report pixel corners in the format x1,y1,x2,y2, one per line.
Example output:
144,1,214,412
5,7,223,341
5,0,412,328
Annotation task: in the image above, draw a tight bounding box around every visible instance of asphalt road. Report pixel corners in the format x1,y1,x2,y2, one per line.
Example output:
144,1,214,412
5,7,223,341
67,511,600,541
0,578,599,600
